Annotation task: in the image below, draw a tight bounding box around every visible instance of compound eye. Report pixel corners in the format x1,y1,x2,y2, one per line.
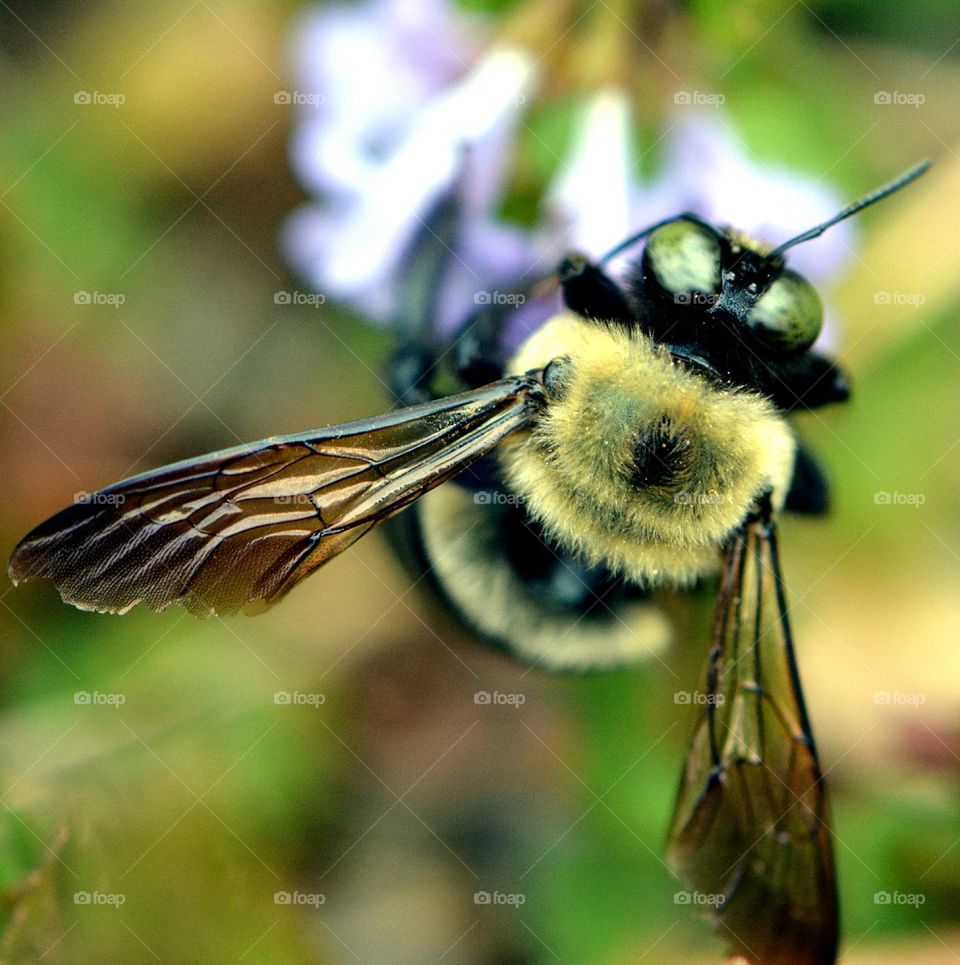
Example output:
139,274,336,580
746,270,823,353
645,220,722,300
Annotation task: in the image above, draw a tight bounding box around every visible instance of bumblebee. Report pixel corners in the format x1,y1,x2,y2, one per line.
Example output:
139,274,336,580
8,160,929,964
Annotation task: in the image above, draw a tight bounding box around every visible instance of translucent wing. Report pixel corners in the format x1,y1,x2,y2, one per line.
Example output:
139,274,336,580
9,375,544,617
666,495,838,965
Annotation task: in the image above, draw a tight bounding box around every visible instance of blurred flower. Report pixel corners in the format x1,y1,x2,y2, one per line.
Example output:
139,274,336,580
501,86,639,352
545,87,637,259
283,0,856,354
283,0,538,330
288,0,474,199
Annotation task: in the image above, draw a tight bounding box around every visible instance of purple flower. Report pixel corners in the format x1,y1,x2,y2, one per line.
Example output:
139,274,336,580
288,0,474,200
283,0,538,332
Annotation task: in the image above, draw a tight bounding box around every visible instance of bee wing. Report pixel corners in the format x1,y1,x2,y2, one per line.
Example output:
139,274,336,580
9,375,543,617
665,499,838,965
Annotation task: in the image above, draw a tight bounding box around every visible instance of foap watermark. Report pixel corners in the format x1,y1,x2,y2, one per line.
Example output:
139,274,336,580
874,290,925,307
674,691,725,706
675,490,725,506
674,291,719,307
874,90,925,108
74,490,125,507
274,691,326,707
474,890,525,907
275,891,325,907
874,691,926,707
274,90,325,107
274,290,326,307
673,90,725,107
474,690,526,708
74,90,125,108
74,691,126,707
874,491,925,508
474,490,525,507
74,291,125,307
875,890,925,907
272,494,314,507
473,290,525,306
74,891,126,906
674,890,725,907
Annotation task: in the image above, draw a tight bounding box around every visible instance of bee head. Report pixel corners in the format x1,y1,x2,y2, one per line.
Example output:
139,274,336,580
574,160,930,389
639,217,823,356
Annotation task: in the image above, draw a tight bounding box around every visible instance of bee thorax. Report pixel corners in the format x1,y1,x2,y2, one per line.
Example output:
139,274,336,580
501,313,796,587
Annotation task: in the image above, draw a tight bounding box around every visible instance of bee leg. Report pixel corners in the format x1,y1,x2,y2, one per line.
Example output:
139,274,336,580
453,319,505,388
785,445,830,515
387,291,510,402
387,342,440,406
558,252,635,325
388,163,507,401
768,352,851,411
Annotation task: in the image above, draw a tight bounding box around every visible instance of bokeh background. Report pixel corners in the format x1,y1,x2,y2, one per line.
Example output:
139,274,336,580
1,1,958,962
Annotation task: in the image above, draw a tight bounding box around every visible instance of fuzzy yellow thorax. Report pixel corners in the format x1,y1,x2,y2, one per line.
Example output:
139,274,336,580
500,313,796,586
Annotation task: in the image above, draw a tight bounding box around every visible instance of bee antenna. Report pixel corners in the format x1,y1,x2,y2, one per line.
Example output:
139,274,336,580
770,159,931,258
598,213,716,265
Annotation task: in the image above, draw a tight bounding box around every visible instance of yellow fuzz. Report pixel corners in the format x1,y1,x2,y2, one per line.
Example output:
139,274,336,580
501,313,796,587
724,228,775,257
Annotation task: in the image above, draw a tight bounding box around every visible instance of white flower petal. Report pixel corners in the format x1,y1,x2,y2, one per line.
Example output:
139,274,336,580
545,87,635,257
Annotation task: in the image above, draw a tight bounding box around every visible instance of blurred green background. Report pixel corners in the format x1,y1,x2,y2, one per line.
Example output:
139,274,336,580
0,1,957,962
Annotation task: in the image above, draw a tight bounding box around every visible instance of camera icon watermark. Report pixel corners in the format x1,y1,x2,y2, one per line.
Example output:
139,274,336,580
74,891,126,906
873,91,925,108
74,291,125,308
272,494,314,507
674,890,725,907
274,891,325,906
74,691,126,707
674,691,725,706
274,90,325,107
473,690,526,708
474,890,525,907
873,491,925,508
473,290,526,306
473,490,525,507
873,691,926,706
74,90,125,108
274,290,326,307
874,890,925,906
873,290,925,307
673,90,725,107
74,490,125,507
674,490,725,506
674,291,719,306
273,691,326,707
